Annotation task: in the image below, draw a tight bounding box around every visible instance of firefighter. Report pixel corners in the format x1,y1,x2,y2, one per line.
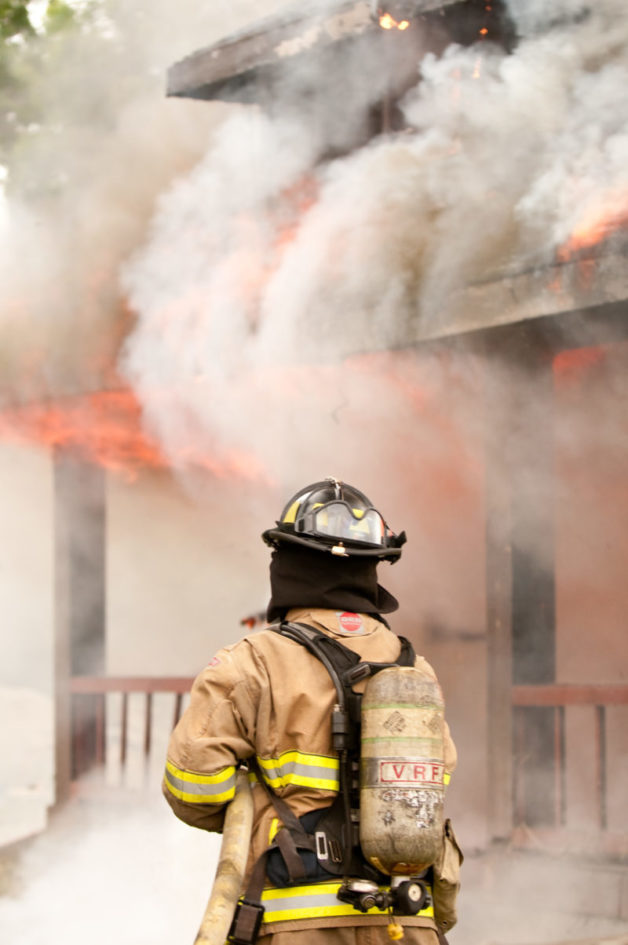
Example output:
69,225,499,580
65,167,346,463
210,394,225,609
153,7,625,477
163,479,458,944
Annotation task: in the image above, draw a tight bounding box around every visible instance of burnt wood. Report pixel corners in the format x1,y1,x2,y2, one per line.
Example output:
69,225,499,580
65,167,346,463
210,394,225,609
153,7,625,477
167,0,515,105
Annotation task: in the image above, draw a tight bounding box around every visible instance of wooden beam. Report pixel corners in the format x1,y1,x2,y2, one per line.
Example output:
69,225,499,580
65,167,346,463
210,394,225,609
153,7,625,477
483,327,558,840
166,0,509,104
53,450,106,804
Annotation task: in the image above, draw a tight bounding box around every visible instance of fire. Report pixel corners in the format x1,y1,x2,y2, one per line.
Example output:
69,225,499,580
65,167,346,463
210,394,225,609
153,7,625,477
379,13,410,30
0,388,268,482
553,345,607,387
558,197,628,261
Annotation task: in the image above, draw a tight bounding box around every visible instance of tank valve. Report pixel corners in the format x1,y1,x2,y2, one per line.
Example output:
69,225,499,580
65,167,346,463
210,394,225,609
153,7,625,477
337,880,386,913
337,878,430,916
392,879,430,915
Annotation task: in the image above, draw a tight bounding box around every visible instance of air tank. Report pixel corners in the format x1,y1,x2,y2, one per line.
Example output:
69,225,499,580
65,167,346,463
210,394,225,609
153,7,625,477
360,666,445,875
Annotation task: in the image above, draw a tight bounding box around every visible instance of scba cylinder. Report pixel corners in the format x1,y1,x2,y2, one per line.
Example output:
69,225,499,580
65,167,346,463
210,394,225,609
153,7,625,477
360,666,445,876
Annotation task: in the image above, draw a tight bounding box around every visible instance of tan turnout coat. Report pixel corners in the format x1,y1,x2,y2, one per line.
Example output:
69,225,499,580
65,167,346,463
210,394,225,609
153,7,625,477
163,607,457,936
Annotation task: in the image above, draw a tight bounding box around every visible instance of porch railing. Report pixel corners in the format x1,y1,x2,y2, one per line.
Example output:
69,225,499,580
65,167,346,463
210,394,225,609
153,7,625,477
511,683,628,855
69,676,193,783
69,676,628,855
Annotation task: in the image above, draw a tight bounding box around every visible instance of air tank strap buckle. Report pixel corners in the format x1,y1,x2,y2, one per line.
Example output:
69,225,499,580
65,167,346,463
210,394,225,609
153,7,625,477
343,662,373,685
337,879,387,913
227,898,265,945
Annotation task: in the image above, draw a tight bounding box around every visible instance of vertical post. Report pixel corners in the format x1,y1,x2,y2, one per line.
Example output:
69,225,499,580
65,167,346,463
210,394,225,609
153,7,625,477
53,449,106,806
120,692,129,769
484,337,514,841
595,705,607,830
173,692,183,729
54,478,73,806
483,326,557,841
554,706,566,827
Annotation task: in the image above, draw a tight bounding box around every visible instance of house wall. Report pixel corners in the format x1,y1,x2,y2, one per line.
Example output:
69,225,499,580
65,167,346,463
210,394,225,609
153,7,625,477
2,339,627,852
0,443,55,846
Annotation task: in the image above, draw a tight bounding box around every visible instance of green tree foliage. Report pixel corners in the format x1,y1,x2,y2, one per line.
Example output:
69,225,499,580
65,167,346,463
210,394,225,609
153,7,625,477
0,1,92,197
0,1,34,41
45,0,77,33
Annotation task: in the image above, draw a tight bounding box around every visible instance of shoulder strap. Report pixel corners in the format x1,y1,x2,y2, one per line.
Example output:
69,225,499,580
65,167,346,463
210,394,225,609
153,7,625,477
274,621,358,706
261,622,418,885
275,621,416,691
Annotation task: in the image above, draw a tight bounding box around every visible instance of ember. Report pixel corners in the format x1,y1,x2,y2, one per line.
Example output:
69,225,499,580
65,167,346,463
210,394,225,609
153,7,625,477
379,13,410,30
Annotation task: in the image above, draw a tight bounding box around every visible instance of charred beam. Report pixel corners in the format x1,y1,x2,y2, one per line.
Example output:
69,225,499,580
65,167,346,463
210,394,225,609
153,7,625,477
167,0,515,105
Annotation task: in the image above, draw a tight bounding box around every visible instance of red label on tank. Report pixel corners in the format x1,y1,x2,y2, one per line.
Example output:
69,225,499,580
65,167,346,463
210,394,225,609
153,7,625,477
338,612,363,633
379,761,444,786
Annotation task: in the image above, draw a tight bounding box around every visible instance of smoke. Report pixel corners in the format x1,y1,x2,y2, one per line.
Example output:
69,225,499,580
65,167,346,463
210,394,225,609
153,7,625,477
1,3,628,942
0,0,298,404
120,0,628,482
118,10,628,938
0,788,221,945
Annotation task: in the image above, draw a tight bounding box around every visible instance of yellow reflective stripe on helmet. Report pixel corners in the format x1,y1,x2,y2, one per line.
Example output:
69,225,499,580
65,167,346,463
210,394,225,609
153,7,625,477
282,500,301,524
164,760,236,804
260,881,434,922
257,751,339,791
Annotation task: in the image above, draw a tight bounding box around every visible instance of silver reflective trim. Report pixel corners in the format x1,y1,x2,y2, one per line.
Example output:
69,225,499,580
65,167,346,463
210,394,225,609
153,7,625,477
260,881,434,921
164,767,236,797
259,761,339,790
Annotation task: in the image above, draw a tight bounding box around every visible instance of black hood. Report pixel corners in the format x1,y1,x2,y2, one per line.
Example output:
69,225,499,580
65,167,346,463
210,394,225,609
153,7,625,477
266,544,399,623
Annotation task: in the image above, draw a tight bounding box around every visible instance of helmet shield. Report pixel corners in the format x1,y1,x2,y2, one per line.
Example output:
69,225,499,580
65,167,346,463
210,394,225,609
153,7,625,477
300,501,386,546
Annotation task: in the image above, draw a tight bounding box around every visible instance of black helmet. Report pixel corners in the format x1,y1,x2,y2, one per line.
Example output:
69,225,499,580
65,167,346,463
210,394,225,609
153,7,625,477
262,478,406,561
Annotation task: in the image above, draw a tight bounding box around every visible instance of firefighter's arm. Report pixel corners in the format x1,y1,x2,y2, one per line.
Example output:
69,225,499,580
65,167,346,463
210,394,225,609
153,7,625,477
162,646,258,832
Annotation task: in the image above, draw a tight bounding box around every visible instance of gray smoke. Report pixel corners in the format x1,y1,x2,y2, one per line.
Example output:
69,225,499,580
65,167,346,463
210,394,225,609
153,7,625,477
1,3,627,944
0,0,297,404
121,0,628,479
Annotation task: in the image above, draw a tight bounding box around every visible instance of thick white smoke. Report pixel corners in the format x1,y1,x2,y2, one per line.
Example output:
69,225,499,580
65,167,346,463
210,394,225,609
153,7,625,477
121,0,628,480
0,0,297,405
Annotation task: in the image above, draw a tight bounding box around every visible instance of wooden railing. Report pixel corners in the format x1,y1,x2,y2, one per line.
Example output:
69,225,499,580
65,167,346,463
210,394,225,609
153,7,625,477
69,676,193,782
511,683,628,853
69,676,628,856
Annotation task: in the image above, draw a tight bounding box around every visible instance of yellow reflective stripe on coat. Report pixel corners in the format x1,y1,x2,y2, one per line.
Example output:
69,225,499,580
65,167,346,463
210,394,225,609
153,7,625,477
163,760,236,804
257,751,339,791
260,881,434,922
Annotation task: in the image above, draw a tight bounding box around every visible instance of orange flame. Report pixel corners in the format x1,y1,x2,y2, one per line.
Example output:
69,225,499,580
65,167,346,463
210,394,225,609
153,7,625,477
558,197,628,261
553,346,607,388
379,13,410,30
0,388,268,482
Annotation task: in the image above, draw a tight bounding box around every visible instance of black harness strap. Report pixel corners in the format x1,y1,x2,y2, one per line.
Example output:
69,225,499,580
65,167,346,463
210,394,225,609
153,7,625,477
228,622,417,944
277,621,415,689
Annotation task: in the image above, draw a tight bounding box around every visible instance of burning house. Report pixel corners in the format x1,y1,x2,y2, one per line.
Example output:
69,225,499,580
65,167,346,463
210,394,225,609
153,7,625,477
1,0,628,938
156,0,628,855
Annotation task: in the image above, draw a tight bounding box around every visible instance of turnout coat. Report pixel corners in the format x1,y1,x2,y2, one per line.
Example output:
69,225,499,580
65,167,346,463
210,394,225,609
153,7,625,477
163,607,457,937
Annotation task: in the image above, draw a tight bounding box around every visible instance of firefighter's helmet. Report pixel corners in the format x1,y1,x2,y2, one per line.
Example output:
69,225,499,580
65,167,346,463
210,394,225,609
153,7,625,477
262,478,406,561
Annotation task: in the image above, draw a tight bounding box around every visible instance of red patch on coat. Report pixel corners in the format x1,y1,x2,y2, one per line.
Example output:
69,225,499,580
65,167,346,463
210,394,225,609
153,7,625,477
338,612,363,633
